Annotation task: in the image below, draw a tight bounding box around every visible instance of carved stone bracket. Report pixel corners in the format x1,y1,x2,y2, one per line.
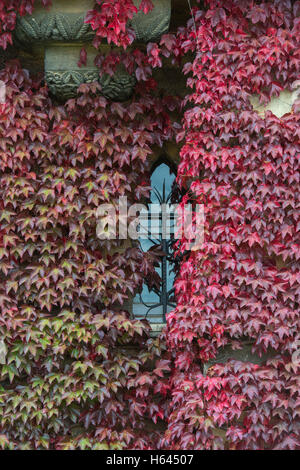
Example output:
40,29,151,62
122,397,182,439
43,43,137,101
45,68,136,102
15,12,94,44
14,0,171,101
45,70,97,101
130,0,171,42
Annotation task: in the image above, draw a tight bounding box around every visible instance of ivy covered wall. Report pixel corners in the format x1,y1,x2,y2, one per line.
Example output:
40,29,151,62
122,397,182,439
0,0,299,450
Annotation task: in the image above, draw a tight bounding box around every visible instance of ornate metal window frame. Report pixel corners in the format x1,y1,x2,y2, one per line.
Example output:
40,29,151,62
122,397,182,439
133,157,177,324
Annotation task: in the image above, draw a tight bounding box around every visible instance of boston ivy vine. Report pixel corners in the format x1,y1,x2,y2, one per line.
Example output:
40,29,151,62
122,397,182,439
0,0,174,448
165,0,300,450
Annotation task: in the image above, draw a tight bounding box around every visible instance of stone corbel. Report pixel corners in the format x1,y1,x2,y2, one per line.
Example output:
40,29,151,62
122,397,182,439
14,0,171,101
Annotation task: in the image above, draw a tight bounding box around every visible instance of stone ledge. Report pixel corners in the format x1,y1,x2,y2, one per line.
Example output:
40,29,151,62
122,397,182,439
203,343,278,375
150,323,165,337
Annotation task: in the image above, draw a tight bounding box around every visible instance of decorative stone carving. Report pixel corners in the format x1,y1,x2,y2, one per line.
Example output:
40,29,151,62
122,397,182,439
43,44,136,101
99,69,137,102
15,13,94,43
130,0,171,42
203,343,277,376
14,0,171,101
15,0,171,45
45,70,97,100
45,71,136,101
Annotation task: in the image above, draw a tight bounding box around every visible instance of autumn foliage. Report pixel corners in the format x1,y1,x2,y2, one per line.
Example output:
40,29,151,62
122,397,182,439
0,0,174,448
164,0,300,450
0,0,299,450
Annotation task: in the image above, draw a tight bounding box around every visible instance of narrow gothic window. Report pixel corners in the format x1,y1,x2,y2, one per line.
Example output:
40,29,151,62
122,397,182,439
132,159,177,324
